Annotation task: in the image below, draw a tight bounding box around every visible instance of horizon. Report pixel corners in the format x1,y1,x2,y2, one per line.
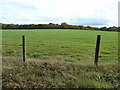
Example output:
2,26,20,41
1,23,118,28
0,0,118,27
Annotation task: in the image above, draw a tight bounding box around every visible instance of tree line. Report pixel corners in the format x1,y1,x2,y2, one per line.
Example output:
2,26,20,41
1,22,118,31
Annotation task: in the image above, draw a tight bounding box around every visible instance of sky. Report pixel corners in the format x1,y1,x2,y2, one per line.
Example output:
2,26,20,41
0,0,119,27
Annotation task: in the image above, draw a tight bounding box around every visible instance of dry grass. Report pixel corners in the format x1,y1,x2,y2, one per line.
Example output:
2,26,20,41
2,56,119,88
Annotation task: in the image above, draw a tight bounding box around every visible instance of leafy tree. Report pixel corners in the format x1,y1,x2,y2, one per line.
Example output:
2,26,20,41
1,23,118,31
61,22,68,26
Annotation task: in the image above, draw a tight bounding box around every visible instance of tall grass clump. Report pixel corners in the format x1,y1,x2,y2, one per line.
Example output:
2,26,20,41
2,56,119,88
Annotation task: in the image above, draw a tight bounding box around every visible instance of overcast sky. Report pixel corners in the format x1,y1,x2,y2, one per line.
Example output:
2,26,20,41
0,0,119,27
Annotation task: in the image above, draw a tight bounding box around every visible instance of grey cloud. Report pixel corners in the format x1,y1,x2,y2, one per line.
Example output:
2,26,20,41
0,1,37,10
66,14,115,26
0,0,117,27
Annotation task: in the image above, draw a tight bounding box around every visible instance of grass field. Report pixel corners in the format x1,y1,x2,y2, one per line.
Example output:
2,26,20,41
2,29,119,88
2,29,118,62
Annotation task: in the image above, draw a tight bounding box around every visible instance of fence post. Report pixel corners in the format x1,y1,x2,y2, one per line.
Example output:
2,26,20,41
94,35,101,65
22,35,26,62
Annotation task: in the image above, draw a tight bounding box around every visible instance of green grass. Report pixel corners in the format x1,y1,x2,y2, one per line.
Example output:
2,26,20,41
2,29,118,62
2,29,118,88
2,56,119,88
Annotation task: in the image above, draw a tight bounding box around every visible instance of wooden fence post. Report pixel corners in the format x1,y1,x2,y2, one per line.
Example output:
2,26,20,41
94,35,101,65
22,35,26,62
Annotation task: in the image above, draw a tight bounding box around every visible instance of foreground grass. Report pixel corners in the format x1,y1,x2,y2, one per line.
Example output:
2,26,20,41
2,56,119,88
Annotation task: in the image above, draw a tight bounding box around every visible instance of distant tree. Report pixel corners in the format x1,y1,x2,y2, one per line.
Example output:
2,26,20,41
61,22,68,26
107,26,118,31
1,23,118,31
100,27,107,31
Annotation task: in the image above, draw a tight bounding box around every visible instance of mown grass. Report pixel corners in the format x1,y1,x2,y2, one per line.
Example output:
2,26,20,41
2,29,118,62
2,56,119,88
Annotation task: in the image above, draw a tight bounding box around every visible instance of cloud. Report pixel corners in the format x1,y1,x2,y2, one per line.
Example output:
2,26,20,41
0,0,119,27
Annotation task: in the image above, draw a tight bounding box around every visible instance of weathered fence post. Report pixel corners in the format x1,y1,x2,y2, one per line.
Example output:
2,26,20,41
94,35,101,65
22,35,26,62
